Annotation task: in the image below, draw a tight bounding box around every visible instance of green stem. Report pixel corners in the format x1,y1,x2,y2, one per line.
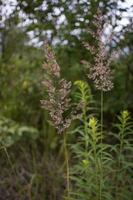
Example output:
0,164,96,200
100,90,103,200
82,89,88,157
119,121,125,167
93,141,99,199
63,132,70,199
100,91,103,146
116,120,125,200
83,108,88,157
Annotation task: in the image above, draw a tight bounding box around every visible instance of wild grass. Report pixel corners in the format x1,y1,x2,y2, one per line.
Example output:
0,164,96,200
0,11,132,200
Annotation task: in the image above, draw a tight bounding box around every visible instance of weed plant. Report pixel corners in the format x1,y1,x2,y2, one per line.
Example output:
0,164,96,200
68,81,133,200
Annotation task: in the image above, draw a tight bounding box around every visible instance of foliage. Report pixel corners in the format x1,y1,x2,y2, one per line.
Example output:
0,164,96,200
69,81,133,200
0,116,39,147
0,1,133,199
110,110,133,200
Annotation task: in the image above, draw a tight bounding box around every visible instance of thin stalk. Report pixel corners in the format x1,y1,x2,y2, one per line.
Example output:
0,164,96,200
115,120,125,200
83,105,88,157
119,120,125,168
99,90,103,200
63,132,70,199
93,140,99,200
100,91,103,150
1,146,15,174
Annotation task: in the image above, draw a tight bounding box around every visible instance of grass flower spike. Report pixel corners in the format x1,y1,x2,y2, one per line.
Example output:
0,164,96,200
41,42,72,134
84,11,114,92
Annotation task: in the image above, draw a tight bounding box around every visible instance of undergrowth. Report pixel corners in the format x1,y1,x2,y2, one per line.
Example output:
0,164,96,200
68,80,133,200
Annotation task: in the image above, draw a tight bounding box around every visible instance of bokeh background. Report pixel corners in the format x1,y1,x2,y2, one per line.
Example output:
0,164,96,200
0,0,133,199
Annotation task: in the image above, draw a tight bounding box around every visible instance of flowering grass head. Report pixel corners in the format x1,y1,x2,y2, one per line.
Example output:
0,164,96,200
41,43,76,134
84,10,114,92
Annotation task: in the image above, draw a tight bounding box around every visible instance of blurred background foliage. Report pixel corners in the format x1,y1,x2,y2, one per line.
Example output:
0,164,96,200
0,0,133,199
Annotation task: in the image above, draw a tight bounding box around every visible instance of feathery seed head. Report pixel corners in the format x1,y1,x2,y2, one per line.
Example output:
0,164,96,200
84,10,114,91
41,43,77,134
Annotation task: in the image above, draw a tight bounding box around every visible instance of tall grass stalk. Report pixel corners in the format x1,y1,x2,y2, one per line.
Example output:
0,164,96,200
41,43,75,199
63,132,70,199
83,11,114,199
100,90,103,200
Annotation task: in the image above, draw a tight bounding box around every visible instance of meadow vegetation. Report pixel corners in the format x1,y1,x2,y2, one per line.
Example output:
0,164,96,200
0,1,133,199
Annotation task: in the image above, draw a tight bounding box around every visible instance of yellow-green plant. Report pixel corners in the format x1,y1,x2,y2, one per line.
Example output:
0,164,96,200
110,111,133,200
69,81,131,200
69,81,133,200
69,81,111,200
